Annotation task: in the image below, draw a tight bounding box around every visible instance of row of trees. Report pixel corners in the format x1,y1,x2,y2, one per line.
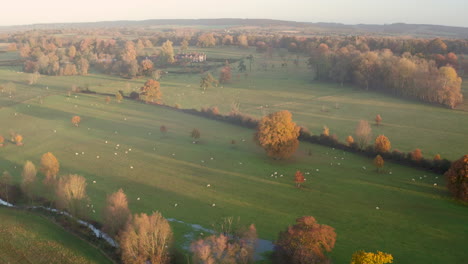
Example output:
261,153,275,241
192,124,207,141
308,45,463,108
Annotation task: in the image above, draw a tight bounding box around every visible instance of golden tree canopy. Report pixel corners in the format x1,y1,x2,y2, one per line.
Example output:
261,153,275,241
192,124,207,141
411,149,423,161
255,110,300,159
41,152,60,184
140,79,162,103
374,135,391,153
103,188,131,237
374,155,384,171
350,250,393,264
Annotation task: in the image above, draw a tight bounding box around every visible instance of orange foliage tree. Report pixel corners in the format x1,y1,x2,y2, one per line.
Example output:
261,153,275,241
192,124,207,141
322,126,330,137
274,216,336,264
375,114,382,126
140,79,162,103
374,155,384,172
433,154,441,161
103,189,131,237
119,212,172,264
71,116,81,127
14,134,23,146
255,110,300,160
374,135,391,153
0,135,4,147
444,155,468,201
40,152,60,185
295,170,305,188
219,62,232,84
350,250,393,264
411,149,423,161
346,135,354,146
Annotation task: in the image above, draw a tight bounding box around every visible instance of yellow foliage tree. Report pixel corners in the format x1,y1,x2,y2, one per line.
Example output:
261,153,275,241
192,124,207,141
322,126,330,137
140,79,162,103
55,174,88,218
41,152,60,185
103,189,131,237
374,155,384,172
115,92,123,103
434,154,442,161
350,250,393,264
374,135,391,153
71,116,81,127
255,110,300,159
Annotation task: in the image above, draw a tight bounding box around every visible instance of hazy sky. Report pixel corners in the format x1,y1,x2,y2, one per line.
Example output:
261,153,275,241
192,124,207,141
1,0,467,27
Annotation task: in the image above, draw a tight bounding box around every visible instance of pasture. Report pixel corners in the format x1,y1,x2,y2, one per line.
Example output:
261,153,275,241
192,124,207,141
0,206,112,263
0,79,467,263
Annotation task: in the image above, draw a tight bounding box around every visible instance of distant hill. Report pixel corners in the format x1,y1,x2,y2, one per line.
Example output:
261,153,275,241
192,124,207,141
1,18,467,39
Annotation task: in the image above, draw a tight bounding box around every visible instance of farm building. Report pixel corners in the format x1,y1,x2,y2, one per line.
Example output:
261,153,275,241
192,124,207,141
174,53,207,63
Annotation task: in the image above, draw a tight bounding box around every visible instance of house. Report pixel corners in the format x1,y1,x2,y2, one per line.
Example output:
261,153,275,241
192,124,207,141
174,53,207,63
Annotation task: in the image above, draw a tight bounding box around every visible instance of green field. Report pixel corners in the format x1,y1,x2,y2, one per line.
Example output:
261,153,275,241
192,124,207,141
0,207,112,263
0,82,467,263
2,46,466,160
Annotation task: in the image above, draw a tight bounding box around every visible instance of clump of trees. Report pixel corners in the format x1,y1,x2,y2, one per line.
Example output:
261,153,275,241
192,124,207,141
274,216,336,264
191,223,257,264
444,154,468,201
119,212,172,264
255,110,300,159
140,79,162,103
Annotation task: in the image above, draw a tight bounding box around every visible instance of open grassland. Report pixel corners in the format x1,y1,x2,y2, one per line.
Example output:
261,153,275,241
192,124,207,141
0,207,112,264
0,85,467,263
2,46,466,160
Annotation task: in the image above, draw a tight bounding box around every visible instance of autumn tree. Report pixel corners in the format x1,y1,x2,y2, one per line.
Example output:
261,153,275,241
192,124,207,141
71,116,81,127
21,161,37,202
161,40,175,64
255,110,300,160
55,174,88,218
140,79,162,103
191,223,257,264
350,250,393,264
14,134,23,146
346,135,354,146
103,189,131,237
375,114,382,126
41,152,60,185
374,155,384,172
355,120,372,150
115,92,123,103
197,33,216,48
322,126,330,137
237,35,249,48
444,155,468,201
200,72,218,91
274,216,336,264
140,59,154,76
411,149,423,162
219,62,232,84
374,135,391,153
119,212,172,264
433,154,441,161
295,171,305,188
0,171,13,202
191,128,201,141
437,66,463,109
0,135,4,147
180,39,189,53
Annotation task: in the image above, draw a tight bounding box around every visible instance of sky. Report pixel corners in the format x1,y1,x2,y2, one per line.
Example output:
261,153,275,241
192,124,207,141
1,0,467,27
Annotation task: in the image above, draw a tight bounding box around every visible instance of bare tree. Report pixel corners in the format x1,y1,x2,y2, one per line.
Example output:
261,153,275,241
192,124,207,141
55,174,88,218
21,161,37,202
354,120,372,150
103,189,131,237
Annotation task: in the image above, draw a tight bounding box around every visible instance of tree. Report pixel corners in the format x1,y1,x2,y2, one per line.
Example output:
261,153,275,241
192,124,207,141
191,128,201,141
374,135,391,153
105,96,111,104
219,62,232,84
246,54,254,72
350,250,393,264
437,66,462,109
238,60,247,72
21,161,37,202
200,73,218,91
103,189,131,237
68,45,76,58
274,216,336,264
375,114,382,126
197,33,216,48
140,79,162,103
115,92,123,103
237,35,249,48
433,154,442,161
374,155,384,172
161,40,175,64
355,120,372,150
0,171,12,202
191,223,257,264
295,171,305,188
411,149,423,162
322,126,330,137
71,116,81,127
41,152,60,185
0,135,4,147
180,39,189,53
346,135,354,146
55,174,88,218
140,59,154,76
160,125,168,134
14,134,23,146
256,110,300,159
119,212,172,264
444,155,468,201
